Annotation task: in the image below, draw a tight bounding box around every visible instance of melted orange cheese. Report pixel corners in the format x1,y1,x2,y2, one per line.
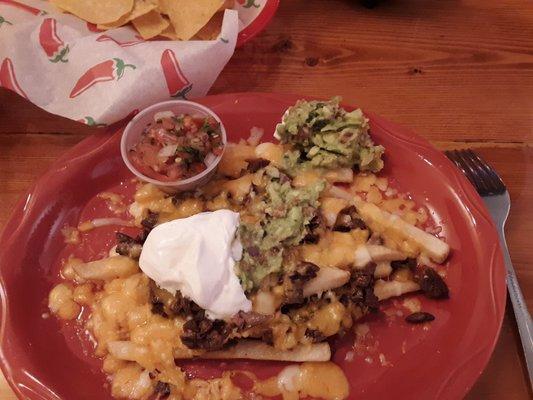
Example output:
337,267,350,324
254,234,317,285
292,169,322,188
301,230,369,269
218,142,256,178
254,362,349,400
308,301,347,337
255,142,285,167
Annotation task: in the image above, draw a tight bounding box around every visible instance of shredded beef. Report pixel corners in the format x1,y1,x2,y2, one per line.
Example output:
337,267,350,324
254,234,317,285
335,269,379,311
151,302,167,318
149,280,201,318
305,328,325,343
302,233,319,244
115,210,157,260
332,206,367,232
308,214,322,231
405,311,435,324
115,232,143,259
291,262,320,283
283,262,319,304
137,228,150,244
391,258,417,271
141,210,159,231
261,329,274,345
154,381,171,399
416,267,449,299
300,214,323,245
166,291,200,316
231,310,272,330
180,311,232,351
246,158,271,173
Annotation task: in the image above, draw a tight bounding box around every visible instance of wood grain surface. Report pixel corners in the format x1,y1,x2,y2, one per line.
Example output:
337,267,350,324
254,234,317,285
0,0,532,399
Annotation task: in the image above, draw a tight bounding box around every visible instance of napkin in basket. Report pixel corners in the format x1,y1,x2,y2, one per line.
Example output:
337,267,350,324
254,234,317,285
0,0,242,126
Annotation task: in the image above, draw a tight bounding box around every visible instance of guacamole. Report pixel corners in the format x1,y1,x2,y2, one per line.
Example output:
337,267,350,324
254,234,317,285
275,97,384,172
236,166,325,291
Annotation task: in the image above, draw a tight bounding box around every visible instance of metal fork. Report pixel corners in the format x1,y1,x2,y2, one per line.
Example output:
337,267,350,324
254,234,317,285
445,149,533,386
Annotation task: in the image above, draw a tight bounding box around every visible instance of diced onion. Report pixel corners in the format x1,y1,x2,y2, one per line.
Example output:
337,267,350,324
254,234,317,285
153,111,175,121
158,144,178,158
247,127,264,146
78,218,133,232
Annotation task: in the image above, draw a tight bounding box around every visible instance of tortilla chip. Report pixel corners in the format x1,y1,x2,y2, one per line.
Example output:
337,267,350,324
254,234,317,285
219,0,235,11
132,10,170,39
193,11,224,40
159,0,224,41
159,23,179,40
50,0,134,24
97,0,157,30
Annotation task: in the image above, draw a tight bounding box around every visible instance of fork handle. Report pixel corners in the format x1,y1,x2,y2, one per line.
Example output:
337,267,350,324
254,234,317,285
499,227,533,387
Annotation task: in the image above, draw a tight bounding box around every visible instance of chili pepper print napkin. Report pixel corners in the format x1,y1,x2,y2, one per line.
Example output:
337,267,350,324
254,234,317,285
0,0,240,126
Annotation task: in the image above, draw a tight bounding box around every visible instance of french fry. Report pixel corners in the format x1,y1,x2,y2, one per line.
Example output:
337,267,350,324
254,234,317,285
303,267,350,297
357,202,450,263
72,256,138,280
366,244,406,262
109,339,332,363
198,341,331,362
373,279,420,301
374,261,392,278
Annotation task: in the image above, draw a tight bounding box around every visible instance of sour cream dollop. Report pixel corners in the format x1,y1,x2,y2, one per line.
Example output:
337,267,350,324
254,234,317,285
139,209,251,320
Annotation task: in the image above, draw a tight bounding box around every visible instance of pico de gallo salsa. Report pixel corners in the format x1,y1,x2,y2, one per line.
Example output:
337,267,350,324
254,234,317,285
128,111,224,182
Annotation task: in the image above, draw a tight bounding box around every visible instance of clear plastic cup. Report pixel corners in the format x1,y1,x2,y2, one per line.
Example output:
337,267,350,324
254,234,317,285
121,100,227,193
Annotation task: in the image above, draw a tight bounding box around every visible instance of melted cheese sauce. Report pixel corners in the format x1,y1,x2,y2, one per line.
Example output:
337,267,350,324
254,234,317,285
254,362,349,400
129,183,206,225
301,230,369,269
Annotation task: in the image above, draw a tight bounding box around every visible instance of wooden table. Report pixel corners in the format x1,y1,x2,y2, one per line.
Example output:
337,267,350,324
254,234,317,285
0,0,531,398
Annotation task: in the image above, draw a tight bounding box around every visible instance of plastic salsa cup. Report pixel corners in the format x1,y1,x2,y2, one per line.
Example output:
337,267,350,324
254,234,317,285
120,100,227,193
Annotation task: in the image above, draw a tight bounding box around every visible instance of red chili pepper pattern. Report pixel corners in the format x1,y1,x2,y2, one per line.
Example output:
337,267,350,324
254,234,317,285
0,15,12,27
237,0,260,8
39,18,69,63
77,116,106,127
0,0,45,16
96,34,144,47
86,22,103,33
69,58,136,98
160,49,192,98
0,58,28,99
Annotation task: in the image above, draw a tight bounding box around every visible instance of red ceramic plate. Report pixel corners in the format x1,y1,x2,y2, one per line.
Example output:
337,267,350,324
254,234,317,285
0,93,506,400
237,0,280,48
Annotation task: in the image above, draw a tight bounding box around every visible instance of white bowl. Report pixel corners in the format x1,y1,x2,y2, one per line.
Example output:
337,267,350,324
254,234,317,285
121,100,227,193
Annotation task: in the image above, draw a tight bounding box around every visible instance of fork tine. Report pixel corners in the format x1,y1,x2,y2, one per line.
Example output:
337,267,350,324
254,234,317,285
445,150,470,178
463,149,499,194
445,150,470,182
447,150,488,195
445,149,506,196
455,150,494,195
465,150,506,194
